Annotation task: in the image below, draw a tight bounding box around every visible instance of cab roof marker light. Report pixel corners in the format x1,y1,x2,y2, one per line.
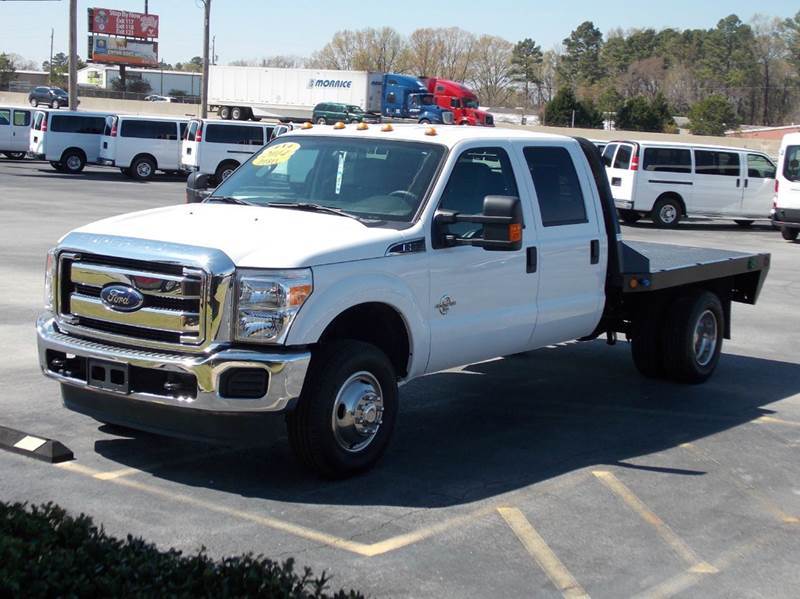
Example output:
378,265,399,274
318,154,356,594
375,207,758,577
424,126,437,136
333,121,346,129
356,122,369,130
381,124,394,132
301,122,313,129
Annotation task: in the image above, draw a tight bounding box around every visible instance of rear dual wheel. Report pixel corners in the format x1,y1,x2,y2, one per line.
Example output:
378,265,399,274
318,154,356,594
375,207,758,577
2,152,25,160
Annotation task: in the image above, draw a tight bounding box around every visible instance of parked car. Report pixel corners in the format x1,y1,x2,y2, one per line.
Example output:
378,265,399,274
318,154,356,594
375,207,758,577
98,115,189,180
37,125,770,478
602,140,777,227
29,109,110,173
312,103,380,125
144,95,176,103
180,118,291,184
0,105,33,159
771,132,800,241
28,86,70,109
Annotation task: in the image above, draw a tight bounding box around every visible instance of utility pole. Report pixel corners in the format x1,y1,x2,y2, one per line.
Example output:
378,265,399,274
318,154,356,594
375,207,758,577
144,0,148,14
212,36,216,66
200,0,211,118
68,0,77,109
49,28,54,85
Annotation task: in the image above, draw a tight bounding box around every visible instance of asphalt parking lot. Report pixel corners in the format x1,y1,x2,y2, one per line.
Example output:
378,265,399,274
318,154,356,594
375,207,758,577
1,158,799,598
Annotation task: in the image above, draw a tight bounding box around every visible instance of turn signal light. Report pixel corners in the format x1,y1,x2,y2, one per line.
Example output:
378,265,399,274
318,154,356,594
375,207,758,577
333,121,346,129
509,223,522,243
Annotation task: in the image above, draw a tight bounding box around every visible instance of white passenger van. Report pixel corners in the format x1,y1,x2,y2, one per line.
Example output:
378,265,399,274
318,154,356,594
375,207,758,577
180,119,290,184
0,105,34,159
771,132,800,241
98,115,189,180
602,141,777,227
29,109,110,173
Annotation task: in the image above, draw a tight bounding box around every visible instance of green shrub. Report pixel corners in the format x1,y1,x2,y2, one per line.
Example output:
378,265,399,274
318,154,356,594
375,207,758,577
0,502,363,598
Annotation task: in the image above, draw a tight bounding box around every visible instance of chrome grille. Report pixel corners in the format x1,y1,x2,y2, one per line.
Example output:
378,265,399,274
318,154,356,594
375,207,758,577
58,253,207,347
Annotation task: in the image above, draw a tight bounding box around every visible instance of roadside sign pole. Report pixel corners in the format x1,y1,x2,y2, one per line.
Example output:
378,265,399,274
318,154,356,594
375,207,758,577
69,0,77,109
200,0,211,118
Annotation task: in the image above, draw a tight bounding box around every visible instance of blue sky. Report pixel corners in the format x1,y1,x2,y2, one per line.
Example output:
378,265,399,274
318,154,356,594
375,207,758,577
1,0,797,68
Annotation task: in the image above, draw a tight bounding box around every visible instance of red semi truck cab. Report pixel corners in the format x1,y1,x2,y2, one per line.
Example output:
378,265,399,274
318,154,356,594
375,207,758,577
423,78,494,126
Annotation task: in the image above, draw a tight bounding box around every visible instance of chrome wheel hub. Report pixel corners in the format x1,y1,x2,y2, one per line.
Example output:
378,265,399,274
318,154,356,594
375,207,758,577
693,309,718,367
137,162,152,177
660,204,677,224
331,371,384,453
66,156,81,170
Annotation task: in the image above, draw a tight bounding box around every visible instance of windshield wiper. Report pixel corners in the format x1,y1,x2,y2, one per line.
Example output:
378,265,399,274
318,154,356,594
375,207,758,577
265,202,380,223
206,196,254,206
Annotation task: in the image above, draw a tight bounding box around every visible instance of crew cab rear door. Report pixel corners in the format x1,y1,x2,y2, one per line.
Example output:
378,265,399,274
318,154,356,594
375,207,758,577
425,142,539,373
513,139,607,347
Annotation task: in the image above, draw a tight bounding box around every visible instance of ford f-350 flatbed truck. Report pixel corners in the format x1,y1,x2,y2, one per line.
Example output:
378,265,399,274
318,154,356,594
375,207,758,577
37,125,769,477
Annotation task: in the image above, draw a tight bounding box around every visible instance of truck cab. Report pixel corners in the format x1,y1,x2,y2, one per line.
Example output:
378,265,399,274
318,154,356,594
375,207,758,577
381,74,454,125
424,78,494,126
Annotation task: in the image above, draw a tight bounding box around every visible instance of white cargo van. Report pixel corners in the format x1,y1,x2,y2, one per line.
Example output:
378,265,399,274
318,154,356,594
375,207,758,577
180,119,290,183
98,115,189,180
771,132,800,241
29,110,110,173
603,141,776,227
0,106,34,159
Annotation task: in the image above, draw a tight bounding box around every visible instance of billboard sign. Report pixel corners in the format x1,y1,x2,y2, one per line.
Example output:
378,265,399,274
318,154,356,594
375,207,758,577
90,36,159,67
88,8,159,38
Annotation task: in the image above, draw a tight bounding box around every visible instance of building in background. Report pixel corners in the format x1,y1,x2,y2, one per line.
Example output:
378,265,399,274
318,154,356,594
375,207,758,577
77,65,201,96
728,125,800,141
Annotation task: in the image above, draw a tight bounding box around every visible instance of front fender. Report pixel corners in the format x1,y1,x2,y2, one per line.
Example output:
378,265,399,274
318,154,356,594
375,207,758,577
285,270,430,379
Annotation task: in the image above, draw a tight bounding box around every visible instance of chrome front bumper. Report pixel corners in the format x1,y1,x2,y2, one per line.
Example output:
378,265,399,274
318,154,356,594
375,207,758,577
37,314,310,414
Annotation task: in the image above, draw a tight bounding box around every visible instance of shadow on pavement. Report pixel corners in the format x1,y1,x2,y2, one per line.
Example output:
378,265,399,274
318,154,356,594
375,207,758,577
14,169,188,183
92,340,800,508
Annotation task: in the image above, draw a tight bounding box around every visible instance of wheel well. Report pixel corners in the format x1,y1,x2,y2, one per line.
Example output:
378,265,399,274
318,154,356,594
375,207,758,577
216,159,239,177
132,153,158,170
655,192,686,216
318,303,411,378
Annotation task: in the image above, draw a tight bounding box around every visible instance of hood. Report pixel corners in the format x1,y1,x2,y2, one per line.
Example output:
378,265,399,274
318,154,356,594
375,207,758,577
72,203,408,268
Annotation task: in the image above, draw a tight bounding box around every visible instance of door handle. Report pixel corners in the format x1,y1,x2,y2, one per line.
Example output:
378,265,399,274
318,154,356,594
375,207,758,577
736,179,740,188
526,247,537,273
744,179,749,188
590,239,600,265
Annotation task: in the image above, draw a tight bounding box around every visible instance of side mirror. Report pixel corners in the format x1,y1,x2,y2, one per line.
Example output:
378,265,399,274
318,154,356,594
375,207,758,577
185,172,214,204
434,195,523,252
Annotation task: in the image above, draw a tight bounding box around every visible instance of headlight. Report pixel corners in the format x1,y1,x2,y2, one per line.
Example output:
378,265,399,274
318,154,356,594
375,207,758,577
44,248,57,311
235,269,313,344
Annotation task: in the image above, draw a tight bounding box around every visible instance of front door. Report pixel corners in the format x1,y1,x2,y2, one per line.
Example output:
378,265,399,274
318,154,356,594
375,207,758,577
0,108,11,151
426,144,539,373
693,149,743,215
11,109,31,152
740,153,777,218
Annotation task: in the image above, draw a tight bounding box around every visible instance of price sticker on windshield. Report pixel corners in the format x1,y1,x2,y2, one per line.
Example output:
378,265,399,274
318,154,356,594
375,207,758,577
253,142,300,167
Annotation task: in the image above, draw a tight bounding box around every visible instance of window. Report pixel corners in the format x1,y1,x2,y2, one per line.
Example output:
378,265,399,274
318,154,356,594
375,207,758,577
0,109,9,126
121,119,179,140
186,120,199,141
386,92,396,104
450,98,461,108
13,110,30,127
601,143,618,167
613,144,633,169
179,122,187,140
694,150,740,177
50,115,106,134
747,154,776,179
436,85,445,93
524,146,588,227
33,111,45,130
205,124,264,145
643,147,692,174
784,146,800,183
438,147,519,238
103,116,117,136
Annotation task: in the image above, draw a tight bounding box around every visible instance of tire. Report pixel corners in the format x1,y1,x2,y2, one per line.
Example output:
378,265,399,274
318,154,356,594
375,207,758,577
316,117,327,125
781,226,798,241
130,155,156,181
231,106,244,120
662,290,724,384
287,340,398,478
734,220,754,227
4,151,26,160
651,197,681,228
49,161,64,171
51,100,60,109
620,210,641,225
60,150,85,174
219,106,232,120
630,301,667,379
418,118,431,125
30,98,38,107
215,161,238,183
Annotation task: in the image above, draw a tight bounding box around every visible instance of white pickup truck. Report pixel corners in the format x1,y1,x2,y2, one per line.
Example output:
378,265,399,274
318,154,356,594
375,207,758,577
37,125,770,478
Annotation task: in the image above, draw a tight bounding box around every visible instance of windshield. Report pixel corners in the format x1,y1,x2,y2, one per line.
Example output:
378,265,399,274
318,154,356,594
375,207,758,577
54,88,68,96
209,136,446,222
463,99,479,109
785,146,800,182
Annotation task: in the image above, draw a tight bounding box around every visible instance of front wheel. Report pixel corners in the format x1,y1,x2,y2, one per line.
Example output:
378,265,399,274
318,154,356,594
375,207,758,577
287,340,398,478
651,197,681,228
316,117,327,125
418,118,431,125
781,226,799,241
662,291,724,384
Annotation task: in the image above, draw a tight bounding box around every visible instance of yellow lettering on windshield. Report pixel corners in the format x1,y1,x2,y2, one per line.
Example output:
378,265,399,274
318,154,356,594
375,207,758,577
252,142,300,167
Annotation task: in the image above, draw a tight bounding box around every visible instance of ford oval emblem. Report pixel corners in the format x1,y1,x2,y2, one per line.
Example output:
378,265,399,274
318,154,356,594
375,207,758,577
100,284,145,312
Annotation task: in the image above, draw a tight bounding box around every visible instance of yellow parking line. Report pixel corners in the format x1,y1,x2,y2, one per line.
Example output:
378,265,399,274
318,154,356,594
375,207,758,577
497,507,590,599
57,461,492,557
679,443,799,525
592,471,717,574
